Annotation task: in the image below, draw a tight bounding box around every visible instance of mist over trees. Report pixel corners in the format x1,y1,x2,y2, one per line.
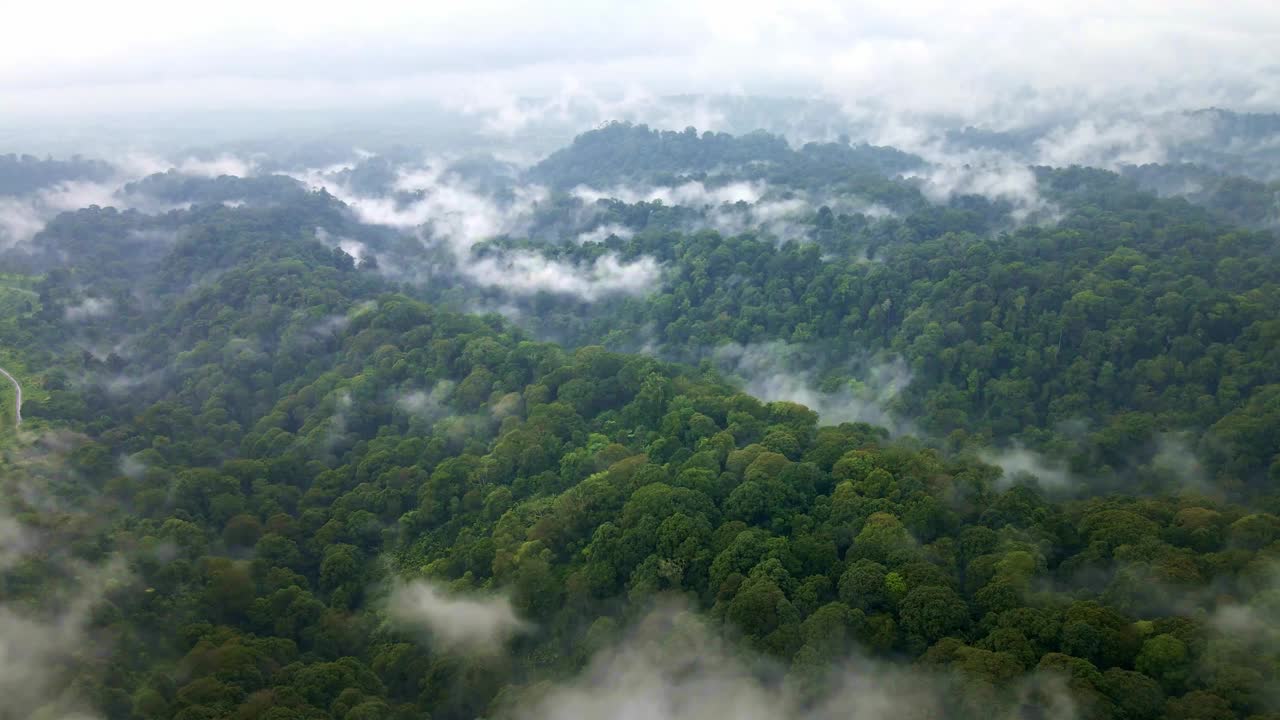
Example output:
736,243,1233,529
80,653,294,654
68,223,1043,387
2,89,1280,720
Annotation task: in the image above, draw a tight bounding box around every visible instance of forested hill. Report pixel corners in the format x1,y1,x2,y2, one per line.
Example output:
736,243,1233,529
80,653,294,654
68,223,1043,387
1,123,1280,720
483,161,1280,498
1120,163,1280,229
944,109,1280,183
0,153,114,194
531,121,924,194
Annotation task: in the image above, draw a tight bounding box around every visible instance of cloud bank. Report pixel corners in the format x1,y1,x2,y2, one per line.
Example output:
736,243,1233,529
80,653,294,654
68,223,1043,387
5,1,1277,163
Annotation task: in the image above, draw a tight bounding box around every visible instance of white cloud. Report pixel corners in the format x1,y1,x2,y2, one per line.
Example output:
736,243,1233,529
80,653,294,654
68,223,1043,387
0,181,125,248
1030,115,1216,169
313,226,371,264
38,180,119,211
293,159,666,301
0,515,35,571
706,197,811,240
0,153,257,249
505,602,1078,720
387,578,530,654
713,341,914,433
1150,431,1210,491
3,2,1277,134
338,239,367,262
0,197,46,249
0,588,102,718
466,252,661,301
908,158,1058,223
572,181,842,242
63,297,113,321
298,160,544,239
397,381,456,419
0,546,128,720
979,445,1073,489
179,154,254,178
572,180,764,207
118,453,148,480
114,151,255,179
575,223,634,244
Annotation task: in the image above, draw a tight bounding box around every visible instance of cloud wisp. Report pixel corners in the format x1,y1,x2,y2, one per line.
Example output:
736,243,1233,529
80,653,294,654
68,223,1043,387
387,578,531,655
500,601,1080,720
0,151,258,250
571,180,765,207
0,463,132,720
713,342,915,434
978,445,1074,490
293,158,665,301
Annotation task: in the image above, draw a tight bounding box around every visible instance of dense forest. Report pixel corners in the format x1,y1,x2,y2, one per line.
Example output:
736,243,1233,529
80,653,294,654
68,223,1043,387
2,118,1280,720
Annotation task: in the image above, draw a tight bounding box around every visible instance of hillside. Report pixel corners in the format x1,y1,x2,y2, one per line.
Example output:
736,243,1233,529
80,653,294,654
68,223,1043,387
0,123,1279,720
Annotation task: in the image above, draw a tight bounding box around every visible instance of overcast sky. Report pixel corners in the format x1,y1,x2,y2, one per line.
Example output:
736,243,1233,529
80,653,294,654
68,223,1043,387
3,0,1279,126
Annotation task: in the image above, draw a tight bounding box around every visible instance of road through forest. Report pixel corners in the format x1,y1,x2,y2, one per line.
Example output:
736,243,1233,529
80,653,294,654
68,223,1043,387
0,364,21,426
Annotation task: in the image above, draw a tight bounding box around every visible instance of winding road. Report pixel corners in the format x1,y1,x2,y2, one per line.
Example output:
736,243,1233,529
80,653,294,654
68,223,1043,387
0,365,20,426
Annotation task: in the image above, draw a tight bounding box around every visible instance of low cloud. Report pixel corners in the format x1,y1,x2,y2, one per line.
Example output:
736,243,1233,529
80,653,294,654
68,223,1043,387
572,182,853,244
978,445,1073,490
561,178,898,249
178,154,255,178
466,251,661,301
294,159,666,301
575,222,635,244
1030,115,1213,169
713,342,913,434
397,381,456,420
1150,432,1209,491
63,297,113,321
313,227,371,265
1200,563,1280,713
0,196,44,248
0,514,35,571
118,453,148,480
0,180,122,248
324,390,353,454
981,431,1214,494
297,160,544,237
501,601,1078,720
446,83,732,142
908,156,1058,223
0,483,130,720
36,179,119,212
387,578,530,654
116,152,256,179
0,154,254,250
308,313,351,338
0,566,125,719
339,239,368,263
95,369,167,398
705,197,811,241
572,180,764,207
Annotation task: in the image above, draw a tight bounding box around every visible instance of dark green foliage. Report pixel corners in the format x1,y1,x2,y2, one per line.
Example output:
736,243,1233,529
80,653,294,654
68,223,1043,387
3,125,1280,720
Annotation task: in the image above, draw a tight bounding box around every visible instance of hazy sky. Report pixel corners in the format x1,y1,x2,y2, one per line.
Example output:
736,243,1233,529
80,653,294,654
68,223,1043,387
4,0,1279,124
